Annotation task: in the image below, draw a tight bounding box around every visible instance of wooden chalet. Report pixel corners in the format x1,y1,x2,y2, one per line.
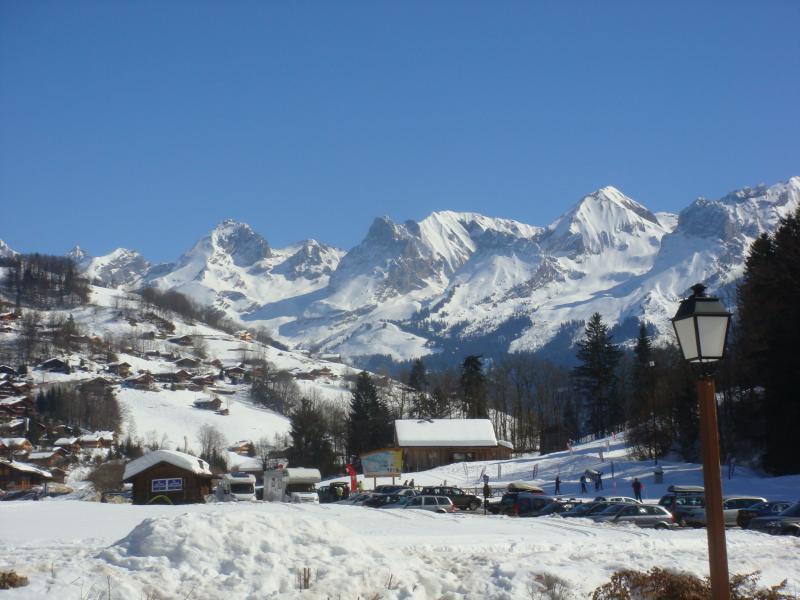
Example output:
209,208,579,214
174,357,201,369
0,418,26,436
106,362,132,378
39,358,70,373
0,437,33,459
225,366,246,382
78,431,115,449
193,397,223,411
394,419,514,471
170,335,195,347
27,447,69,468
0,459,52,491
80,377,115,393
123,449,213,504
228,440,254,455
0,381,19,399
190,374,217,388
0,396,35,418
153,369,193,384
124,372,154,390
54,437,81,453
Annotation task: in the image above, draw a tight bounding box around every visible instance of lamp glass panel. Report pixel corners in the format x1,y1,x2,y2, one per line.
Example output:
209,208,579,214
696,314,728,359
673,318,698,361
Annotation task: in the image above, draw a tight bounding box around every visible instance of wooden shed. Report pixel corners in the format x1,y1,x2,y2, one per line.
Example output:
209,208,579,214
123,450,213,505
0,459,52,491
394,419,514,471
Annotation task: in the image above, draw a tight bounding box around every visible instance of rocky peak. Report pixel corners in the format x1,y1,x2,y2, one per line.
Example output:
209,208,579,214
210,220,271,267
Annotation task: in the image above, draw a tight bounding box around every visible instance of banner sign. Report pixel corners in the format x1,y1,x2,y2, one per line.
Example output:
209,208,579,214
360,448,403,477
151,478,183,492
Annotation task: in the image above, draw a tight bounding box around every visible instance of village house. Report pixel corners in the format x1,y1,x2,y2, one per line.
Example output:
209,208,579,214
174,357,201,370
39,358,70,374
228,440,254,455
0,417,26,436
78,431,116,449
27,447,69,469
193,397,223,411
0,437,34,460
224,366,246,383
124,372,154,390
190,374,217,389
0,396,36,418
393,418,514,471
122,449,213,505
80,377,115,393
235,330,253,342
169,335,195,347
53,437,81,453
106,362,132,378
0,459,52,491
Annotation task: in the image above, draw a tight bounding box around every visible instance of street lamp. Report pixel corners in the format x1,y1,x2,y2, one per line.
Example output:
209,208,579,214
672,283,732,600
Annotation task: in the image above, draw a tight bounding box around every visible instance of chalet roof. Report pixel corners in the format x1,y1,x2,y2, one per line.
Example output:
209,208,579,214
0,437,31,447
123,449,212,481
498,440,514,450
79,431,115,443
0,396,29,406
54,437,78,446
0,459,52,478
28,449,65,460
394,419,499,447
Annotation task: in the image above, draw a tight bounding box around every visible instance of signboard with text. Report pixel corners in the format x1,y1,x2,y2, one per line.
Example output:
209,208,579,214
151,478,183,492
360,449,403,477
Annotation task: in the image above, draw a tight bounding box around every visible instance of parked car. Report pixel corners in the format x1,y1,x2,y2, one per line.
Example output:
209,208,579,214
593,496,640,504
318,482,351,503
364,493,408,508
519,500,577,518
393,495,456,514
593,503,675,529
748,501,800,536
738,500,794,529
658,487,706,526
683,496,766,527
374,485,413,494
334,492,374,506
510,493,557,517
420,486,482,511
561,501,607,518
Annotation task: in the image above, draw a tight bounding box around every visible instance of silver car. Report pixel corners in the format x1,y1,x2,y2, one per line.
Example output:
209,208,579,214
593,503,675,529
683,495,766,527
392,495,456,513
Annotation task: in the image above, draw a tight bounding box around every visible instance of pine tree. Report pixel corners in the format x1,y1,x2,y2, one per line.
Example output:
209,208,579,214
737,209,800,474
347,371,393,460
288,398,336,476
407,358,429,417
572,313,622,437
460,355,487,418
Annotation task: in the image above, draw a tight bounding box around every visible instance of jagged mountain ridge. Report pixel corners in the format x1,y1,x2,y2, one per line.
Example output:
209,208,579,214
53,176,800,364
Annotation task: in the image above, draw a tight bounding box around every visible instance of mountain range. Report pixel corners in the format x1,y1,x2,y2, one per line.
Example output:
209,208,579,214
3,177,798,367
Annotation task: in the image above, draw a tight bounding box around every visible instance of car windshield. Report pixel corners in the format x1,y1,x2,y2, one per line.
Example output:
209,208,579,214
746,502,768,511
565,504,592,515
657,495,673,506
779,502,800,517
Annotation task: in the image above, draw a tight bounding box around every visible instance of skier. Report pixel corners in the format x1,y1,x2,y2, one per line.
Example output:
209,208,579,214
580,474,587,494
632,477,643,502
554,475,561,495
597,471,604,490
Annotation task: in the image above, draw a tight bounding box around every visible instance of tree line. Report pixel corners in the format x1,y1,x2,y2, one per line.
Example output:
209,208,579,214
1,253,90,308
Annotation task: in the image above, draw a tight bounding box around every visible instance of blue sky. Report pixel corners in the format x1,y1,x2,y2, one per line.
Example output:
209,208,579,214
1,1,798,262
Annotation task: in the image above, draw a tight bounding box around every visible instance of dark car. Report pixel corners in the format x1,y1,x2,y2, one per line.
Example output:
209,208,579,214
374,485,413,494
317,482,351,504
420,486,482,511
364,493,408,508
561,501,608,518
510,493,558,517
748,501,800,536
519,499,578,518
737,500,794,529
658,489,705,527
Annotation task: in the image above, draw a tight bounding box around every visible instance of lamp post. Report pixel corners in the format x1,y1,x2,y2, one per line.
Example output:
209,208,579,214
672,283,732,600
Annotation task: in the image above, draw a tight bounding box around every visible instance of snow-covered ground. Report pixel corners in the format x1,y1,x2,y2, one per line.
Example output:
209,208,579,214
1,434,798,599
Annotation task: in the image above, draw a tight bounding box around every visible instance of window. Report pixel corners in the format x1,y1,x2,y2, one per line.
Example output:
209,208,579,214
621,506,639,516
408,497,422,506
437,497,450,506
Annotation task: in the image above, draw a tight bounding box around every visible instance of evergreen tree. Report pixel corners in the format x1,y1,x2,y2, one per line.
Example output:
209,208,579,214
287,398,336,476
572,313,622,437
347,371,393,460
460,355,487,418
737,209,800,474
407,358,429,417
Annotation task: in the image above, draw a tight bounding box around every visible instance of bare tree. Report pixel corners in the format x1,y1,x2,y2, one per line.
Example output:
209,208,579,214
253,436,274,471
196,423,226,458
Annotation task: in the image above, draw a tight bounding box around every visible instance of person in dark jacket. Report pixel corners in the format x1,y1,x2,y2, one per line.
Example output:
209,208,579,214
554,475,561,495
632,478,643,502
580,474,588,493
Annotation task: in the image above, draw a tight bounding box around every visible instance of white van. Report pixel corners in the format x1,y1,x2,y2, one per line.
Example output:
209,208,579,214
216,472,257,502
263,467,321,503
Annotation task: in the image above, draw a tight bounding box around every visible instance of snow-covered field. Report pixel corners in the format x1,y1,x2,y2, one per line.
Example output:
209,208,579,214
2,435,799,599
1,499,798,599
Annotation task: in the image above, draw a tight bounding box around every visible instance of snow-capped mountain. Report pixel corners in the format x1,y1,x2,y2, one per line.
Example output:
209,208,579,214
59,177,799,365
0,239,17,259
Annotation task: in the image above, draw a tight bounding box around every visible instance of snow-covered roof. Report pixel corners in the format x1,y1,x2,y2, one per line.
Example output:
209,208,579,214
394,419,498,447
282,467,321,483
0,396,28,406
28,450,63,459
498,440,514,450
123,449,212,481
0,459,52,478
0,437,30,447
54,437,78,446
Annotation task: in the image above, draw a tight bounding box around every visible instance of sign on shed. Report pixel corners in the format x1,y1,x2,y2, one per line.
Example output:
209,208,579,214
360,448,403,477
